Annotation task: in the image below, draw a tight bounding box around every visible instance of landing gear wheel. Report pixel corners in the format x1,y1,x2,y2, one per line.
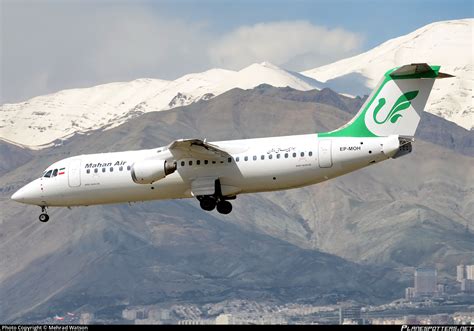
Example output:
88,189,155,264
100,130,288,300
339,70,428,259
39,213,49,223
216,200,232,215
200,196,216,211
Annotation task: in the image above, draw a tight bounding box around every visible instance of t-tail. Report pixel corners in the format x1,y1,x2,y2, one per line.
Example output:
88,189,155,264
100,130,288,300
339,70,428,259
319,63,453,139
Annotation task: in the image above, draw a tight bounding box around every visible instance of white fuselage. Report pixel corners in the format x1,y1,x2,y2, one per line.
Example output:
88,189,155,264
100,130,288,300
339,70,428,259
12,133,401,207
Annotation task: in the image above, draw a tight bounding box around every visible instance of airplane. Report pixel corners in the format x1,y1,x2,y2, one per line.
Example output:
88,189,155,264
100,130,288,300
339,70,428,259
11,63,452,222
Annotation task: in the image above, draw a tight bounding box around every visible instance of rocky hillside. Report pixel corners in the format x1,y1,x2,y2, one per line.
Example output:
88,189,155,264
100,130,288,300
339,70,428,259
1,85,472,322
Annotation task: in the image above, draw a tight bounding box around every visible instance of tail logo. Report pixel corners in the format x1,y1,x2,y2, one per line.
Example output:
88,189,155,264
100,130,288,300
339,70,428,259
373,90,419,124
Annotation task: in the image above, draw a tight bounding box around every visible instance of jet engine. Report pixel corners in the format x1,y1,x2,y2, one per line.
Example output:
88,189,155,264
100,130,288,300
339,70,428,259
131,159,177,184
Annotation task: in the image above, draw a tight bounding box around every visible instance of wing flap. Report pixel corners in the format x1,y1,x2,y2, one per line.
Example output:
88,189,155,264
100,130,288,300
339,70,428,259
167,139,231,159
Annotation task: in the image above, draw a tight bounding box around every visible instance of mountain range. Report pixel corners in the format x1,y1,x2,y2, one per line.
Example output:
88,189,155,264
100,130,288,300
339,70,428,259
0,19,473,323
1,85,473,322
302,19,473,130
0,19,472,150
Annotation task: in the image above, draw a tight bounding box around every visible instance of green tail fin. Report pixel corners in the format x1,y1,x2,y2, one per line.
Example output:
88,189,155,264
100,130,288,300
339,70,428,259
319,63,452,138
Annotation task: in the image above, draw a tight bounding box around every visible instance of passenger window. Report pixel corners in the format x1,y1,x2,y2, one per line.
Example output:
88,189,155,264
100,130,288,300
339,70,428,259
301,152,305,157
197,160,201,165
244,156,248,161
253,156,257,161
94,168,99,173
52,169,58,177
189,160,193,166
102,168,106,173
277,154,280,159
110,167,114,172
119,166,123,171
293,152,297,158
309,151,313,157
228,157,232,163
205,160,209,165
236,157,239,162
269,154,273,159
44,170,53,178
127,165,131,171
181,161,185,167
212,160,216,164
285,153,288,158
261,155,265,160
86,169,90,174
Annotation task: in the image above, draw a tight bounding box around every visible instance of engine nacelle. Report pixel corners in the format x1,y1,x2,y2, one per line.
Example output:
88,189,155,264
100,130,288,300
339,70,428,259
131,159,177,184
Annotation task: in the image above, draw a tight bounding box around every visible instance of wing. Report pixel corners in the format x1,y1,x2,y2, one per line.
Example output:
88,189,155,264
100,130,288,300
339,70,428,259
166,138,231,160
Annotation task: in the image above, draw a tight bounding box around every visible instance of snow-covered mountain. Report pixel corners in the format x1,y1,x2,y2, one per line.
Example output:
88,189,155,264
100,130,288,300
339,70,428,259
0,62,321,148
0,19,472,149
302,19,473,130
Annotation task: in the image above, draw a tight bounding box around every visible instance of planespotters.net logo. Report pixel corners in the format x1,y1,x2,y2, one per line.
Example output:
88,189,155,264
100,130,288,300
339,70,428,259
402,326,474,331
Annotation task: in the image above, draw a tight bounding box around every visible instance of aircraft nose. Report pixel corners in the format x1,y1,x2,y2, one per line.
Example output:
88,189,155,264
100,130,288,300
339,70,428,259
11,190,22,201
11,180,42,205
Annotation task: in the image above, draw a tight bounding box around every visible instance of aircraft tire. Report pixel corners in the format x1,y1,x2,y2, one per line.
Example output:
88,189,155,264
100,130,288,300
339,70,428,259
39,213,49,223
216,200,232,214
200,196,216,211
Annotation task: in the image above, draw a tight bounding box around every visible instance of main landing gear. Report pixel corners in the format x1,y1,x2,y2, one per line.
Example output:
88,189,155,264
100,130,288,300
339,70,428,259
39,206,49,223
199,196,233,214
197,179,234,215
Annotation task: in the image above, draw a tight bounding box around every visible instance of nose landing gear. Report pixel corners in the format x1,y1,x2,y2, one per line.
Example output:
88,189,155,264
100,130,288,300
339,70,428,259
39,206,49,223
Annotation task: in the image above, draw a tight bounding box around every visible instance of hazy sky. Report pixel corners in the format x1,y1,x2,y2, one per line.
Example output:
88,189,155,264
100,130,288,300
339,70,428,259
1,0,472,103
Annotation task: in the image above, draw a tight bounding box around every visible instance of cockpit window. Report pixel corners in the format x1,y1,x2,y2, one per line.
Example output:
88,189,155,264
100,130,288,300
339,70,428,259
52,169,58,177
44,170,53,178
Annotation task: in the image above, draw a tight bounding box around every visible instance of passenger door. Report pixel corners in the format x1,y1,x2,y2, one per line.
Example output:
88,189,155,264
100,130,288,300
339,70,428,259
318,140,333,168
68,159,82,187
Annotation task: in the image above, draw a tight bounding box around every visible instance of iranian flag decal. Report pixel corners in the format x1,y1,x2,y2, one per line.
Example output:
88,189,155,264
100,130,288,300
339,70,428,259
58,168,65,175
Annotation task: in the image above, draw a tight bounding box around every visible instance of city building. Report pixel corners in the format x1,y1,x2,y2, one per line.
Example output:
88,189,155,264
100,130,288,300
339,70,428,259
457,265,466,282
428,314,452,324
79,313,93,324
436,284,445,296
371,317,406,325
405,287,415,300
148,309,170,321
339,305,362,325
216,314,233,325
122,309,136,321
461,279,474,292
405,315,420,324
453,312,474,324
466,265,474,280
414,267,437,297
178,319,213,325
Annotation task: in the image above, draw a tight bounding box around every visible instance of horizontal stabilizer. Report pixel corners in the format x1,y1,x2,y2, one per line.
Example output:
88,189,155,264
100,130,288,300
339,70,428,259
390,63,454,79
437,72,455,79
